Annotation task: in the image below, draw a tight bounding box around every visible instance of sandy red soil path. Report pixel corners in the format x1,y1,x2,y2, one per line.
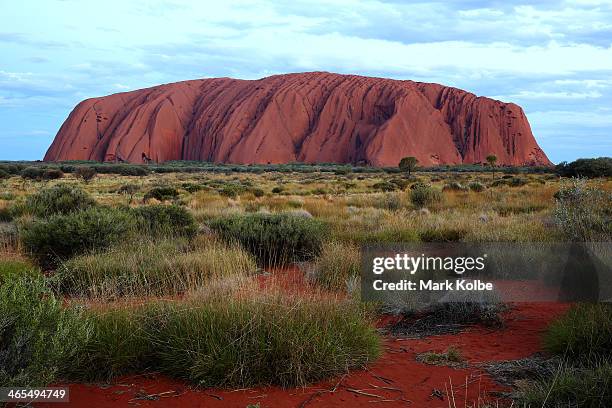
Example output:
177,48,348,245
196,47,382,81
32,302,568,408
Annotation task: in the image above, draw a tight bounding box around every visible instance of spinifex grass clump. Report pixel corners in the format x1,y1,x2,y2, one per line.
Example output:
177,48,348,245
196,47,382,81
58,239,257,298
20,183,96,218
517,361,612,408
312,241,360,292
210,213,327,266
70,288,380,387
544,303,612,359
410,183,442,209
0,274,90,386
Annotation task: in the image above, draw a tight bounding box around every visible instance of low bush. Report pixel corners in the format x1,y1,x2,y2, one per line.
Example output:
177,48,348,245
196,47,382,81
58,239,256,298
20,167,45,180
144,186,179,202
210,213,327,265
72,292,380,387
410,183,442,209
251,188,265,198
20,207,135,268
372,181,398,192
0,275,90,386
132,205,197,238
271,186,284,194
544,303,612,359
42,168,64,180
74,166,96,183
312,241,360,292
24,184,96,217
218,183,246,198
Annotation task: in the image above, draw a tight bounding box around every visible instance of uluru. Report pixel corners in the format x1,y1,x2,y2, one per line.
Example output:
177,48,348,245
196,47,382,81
44,72,551,167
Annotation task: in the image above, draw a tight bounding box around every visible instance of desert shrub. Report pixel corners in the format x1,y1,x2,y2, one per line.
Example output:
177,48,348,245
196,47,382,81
251,188,265,198
20,166,45,180
74,166,97,183
312,241,360,292
181,183,204,193
0,168,9,179
389,178,410,190
442,182,468,192
271,186,284,194
517,361,612,408
58,239,256,297
0,206,12,222
468,181,486,192
42,168,64,180
132,205,197,238
508,177,527,187
209,213,327,265
20,207,135,268
544,303,612,359
144,186,179,202
410,183,442,209
418,346,463,366
0,275,90,386
553,178,612,241
556,157,612,178
24,184,96,217
218,183,246,198
372,181,398,192
419,227,467,242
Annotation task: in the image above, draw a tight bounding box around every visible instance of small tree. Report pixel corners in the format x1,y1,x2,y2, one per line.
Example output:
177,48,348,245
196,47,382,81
399,156,419,176
75,167,96,184
486,154,497,180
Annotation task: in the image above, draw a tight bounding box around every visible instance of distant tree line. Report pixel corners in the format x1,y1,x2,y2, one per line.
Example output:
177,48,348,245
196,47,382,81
555,157,611,178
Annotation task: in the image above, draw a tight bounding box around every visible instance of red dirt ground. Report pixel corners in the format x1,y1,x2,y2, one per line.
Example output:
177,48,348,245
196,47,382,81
33,302,569,408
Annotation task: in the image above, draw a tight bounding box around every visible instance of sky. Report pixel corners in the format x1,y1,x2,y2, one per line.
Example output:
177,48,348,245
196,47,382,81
1,0,611,163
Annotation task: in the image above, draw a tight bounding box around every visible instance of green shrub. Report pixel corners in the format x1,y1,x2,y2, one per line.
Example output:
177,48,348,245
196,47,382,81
20,167,45,180
468,181,486,192
20,207,135,268
24,184,96,217
210,213,327,265
410,183,442,209
372,181,398,192
554,179,612,241
144,186,179,202
251,188,265,198
0,275,90,386
0,168,9,179
544,303,612,359
74,294,379,387
271,186,284,194
508,177,527,187
74,166,96,183
42,168,64,180
58,240,256,298
132,205,197,238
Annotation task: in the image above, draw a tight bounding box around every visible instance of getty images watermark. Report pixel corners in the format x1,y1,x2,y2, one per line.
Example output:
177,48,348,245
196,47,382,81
361,243,611,306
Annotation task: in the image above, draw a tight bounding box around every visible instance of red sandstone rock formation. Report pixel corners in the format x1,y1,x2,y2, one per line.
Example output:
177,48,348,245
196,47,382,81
44,72,551,166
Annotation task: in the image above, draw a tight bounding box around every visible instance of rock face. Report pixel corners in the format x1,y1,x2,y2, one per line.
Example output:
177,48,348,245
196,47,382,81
44,72,551,166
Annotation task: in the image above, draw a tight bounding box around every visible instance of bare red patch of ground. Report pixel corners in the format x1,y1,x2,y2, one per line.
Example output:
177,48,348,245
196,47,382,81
33,302,568,408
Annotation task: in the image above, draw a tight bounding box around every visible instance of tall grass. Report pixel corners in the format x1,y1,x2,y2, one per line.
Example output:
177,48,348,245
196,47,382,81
312,241,361,292
69,283,380,387
58,239,257,298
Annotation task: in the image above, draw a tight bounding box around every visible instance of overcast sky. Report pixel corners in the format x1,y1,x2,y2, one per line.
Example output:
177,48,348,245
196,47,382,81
1,0,611,162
